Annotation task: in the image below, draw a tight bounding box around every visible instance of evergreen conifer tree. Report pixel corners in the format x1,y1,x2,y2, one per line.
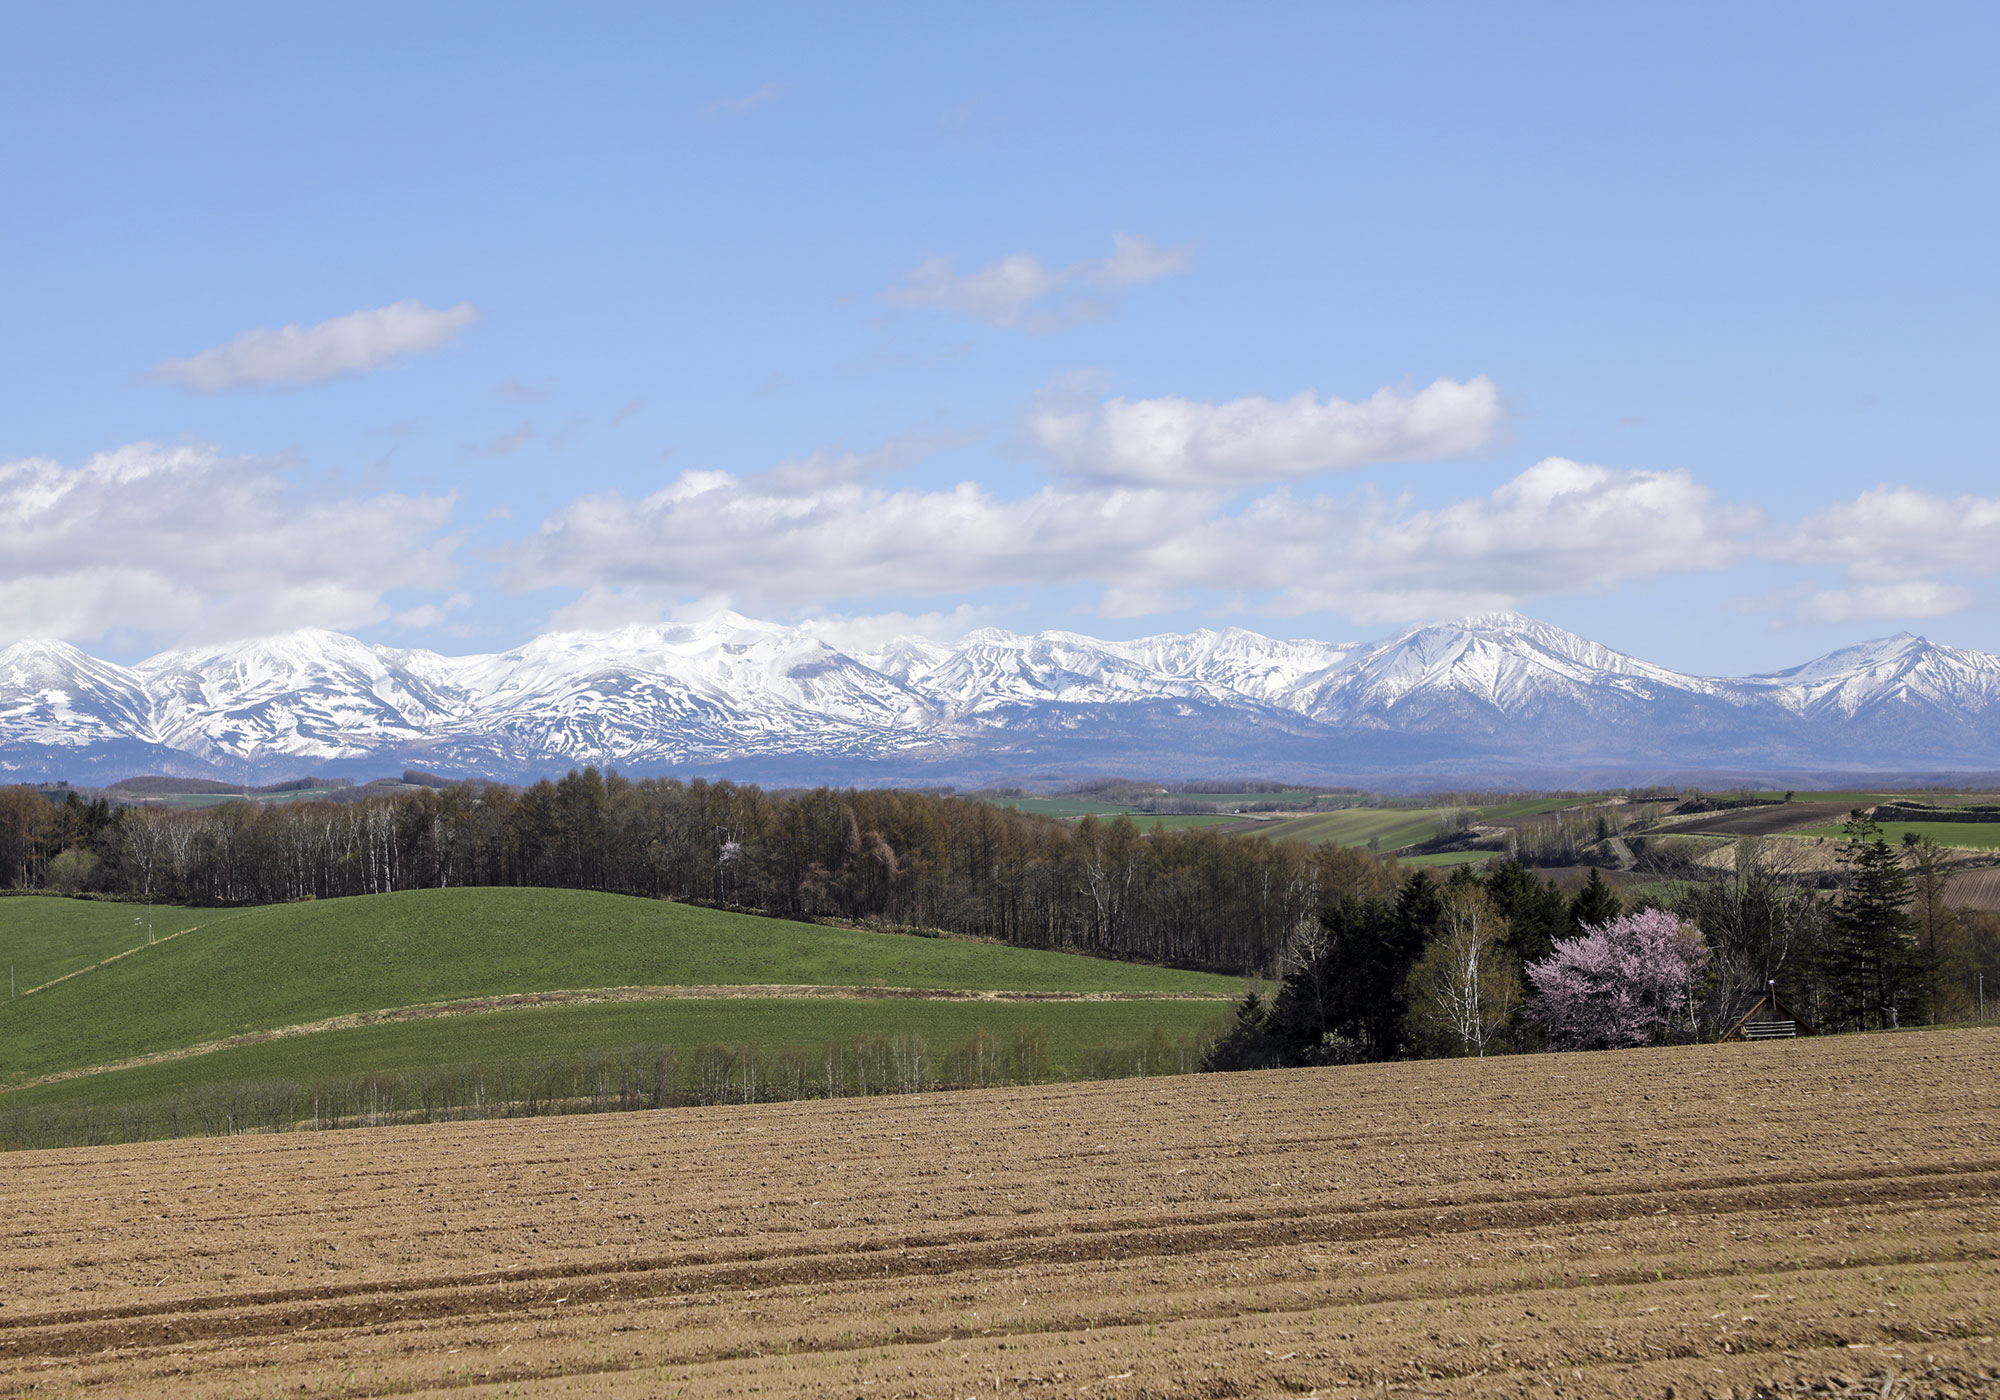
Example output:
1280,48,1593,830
1485,859,1569,967
1826,812,1929,1030
1568,867,1622,932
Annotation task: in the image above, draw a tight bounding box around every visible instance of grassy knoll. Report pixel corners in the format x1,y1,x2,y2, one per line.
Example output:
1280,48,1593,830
1789,820,2000,850
6,996,1236,1113
0,888,1238,1083
0,897,220,993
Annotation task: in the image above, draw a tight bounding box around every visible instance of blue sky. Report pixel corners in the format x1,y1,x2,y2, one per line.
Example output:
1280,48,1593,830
3,2,1995,674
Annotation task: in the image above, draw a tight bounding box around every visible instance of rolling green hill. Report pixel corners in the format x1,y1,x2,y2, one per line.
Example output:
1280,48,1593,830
0,888,1237,1085
0,897,217,993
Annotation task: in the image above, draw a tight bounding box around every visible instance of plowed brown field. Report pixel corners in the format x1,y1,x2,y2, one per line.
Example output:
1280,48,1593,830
1658,802,1860,837
2,1031,1995,1399
1945,868,2000,913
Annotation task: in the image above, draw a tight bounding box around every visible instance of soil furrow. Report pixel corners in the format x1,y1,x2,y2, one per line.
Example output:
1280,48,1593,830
0,1028,1990,1398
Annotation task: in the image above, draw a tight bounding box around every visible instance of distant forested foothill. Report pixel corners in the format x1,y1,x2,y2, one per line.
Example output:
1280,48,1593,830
0,771,1378,973
0,772,1990,1061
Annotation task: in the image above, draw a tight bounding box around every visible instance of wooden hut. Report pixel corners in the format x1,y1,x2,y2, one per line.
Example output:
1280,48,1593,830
1718,989,1815,1041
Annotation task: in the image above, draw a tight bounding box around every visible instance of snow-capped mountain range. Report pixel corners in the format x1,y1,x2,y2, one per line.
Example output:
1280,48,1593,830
4,612,2000,786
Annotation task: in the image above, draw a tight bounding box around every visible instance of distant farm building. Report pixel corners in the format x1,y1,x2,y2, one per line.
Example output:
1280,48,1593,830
1719,991,1815,1041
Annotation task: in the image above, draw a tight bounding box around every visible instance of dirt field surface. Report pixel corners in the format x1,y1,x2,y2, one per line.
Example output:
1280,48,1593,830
1,1032,1995,1400
1657,802,1862,838
1945,868,2000,913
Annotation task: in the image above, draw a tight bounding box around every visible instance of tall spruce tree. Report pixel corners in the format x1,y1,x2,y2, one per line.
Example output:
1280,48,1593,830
1200,876,1430,1069
1827,812,1929,1030
1568,867,1623,932
1484,859,1569,967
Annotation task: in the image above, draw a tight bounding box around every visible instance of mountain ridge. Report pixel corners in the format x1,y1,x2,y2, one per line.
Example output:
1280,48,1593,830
3,612,1997,785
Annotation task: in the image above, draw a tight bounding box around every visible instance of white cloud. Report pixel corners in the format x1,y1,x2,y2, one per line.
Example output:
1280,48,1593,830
1254,457,1760,623
545,587,696,633
1771,485,2000,621
794,605,1006,653
508,453,1753,625
392,592,475,629
461,422,537,460
1030,376,1504,485
0,443,459,647
1798,582,1973,623
883,234,1191,330
150,300,479,392
1781,485,2000,582
704,82,783,117
1099,587,1192,619
746,430,969,493
496,377,549,402
514,472,1201,605
1096,232,1190,286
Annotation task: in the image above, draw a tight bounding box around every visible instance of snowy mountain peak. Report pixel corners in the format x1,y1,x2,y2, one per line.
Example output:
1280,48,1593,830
1743,632,2000,718
0,637,110,680
6,611,2000,782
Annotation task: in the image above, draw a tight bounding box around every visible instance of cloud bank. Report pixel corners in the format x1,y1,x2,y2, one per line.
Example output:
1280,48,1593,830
1030,376,1504,485
150,300,479,391
0,443,458,646
1777,484,2000,621
508,453,1753,625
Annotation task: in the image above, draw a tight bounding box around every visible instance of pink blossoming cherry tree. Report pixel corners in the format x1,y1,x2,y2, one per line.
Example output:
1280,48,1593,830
1527,908,1711,1051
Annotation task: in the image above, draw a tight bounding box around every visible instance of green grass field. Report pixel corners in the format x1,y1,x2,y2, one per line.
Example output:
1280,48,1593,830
5,996,1236,1113
0,889,1238,1084
1246,807,1451,851
1742,790,2000,806
986,797,1146,817
1397,850,1496,867
0,897,215,993
131,786,356,808
1789,820,2000,850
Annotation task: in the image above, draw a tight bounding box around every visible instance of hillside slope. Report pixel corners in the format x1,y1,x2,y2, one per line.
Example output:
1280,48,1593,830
0,888,1237,1081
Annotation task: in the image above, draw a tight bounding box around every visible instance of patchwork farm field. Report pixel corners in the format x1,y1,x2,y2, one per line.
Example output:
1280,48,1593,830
1245,806,1453,850
983,798,1242,828
2,1029,1992,1398
1655,801,1860,838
